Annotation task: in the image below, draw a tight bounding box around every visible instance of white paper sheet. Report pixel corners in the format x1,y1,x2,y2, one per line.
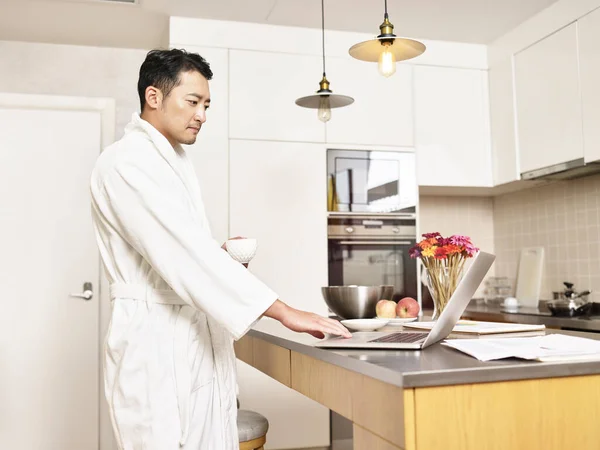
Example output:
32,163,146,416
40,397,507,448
403,320,546,334
442,334,600,362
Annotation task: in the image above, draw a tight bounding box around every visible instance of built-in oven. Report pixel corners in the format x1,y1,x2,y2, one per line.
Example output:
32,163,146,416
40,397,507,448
327,213,418,302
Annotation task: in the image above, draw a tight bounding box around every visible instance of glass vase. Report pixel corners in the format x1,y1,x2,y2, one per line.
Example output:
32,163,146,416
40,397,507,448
424,266,464,320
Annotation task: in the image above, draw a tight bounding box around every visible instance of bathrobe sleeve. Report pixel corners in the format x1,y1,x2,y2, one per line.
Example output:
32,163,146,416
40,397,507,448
94,157,279,340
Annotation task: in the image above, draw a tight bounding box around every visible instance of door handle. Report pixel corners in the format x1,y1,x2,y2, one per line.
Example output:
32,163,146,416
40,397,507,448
70,282,93,301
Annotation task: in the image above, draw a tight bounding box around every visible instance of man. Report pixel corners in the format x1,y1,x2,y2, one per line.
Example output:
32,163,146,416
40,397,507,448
90,48,350,450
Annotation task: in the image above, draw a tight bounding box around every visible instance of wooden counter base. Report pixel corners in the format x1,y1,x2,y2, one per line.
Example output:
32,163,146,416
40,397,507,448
234,335,600,450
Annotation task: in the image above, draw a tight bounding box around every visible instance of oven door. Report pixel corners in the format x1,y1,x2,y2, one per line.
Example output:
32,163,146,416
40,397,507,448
328,238,418,302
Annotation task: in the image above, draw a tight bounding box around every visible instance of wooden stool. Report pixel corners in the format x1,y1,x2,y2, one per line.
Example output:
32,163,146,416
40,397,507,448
238,409,269,450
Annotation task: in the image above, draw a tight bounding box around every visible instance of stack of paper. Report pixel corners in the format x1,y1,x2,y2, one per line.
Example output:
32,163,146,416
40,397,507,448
404,320,546,335
443,334,600,362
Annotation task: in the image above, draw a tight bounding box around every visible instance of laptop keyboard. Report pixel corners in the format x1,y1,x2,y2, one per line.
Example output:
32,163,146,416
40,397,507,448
368,332,428,344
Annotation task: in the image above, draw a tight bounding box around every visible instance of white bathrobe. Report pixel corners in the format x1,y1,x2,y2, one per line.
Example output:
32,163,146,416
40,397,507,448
90,113,278,450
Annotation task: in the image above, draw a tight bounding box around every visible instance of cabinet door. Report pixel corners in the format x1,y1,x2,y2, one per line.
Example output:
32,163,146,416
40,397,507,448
182,46,229,245
579,9,600,163
325,57,413,147
514,23,583,174
229,139,329,449
229,50,326,143
414,66,492,187
489,59,519,185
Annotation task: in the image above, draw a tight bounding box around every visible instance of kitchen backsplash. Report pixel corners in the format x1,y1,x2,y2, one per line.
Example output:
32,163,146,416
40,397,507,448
419,195,495,296
494,174,600,303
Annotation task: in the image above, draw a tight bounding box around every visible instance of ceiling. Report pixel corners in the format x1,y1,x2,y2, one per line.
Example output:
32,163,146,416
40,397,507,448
142,0,561,44
3,0,561,48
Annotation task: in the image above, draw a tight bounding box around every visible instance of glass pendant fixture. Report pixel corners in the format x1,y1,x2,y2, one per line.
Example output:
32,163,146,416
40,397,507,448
295,0,354,122
348,0,425,77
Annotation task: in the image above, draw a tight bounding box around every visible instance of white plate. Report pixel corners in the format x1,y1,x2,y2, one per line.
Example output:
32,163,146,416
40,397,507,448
340,319,390,332
379,317,418,326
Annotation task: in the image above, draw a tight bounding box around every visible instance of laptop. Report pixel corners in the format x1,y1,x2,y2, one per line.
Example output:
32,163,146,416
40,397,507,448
315,251,496,350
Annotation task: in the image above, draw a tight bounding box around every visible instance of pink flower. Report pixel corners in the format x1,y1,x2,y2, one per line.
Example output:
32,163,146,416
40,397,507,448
422,232,441,239
463,243,479,257
450,235,472,246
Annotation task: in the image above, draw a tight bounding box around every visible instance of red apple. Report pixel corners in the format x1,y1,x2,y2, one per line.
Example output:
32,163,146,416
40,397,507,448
376,300,396,318
396,297,420,318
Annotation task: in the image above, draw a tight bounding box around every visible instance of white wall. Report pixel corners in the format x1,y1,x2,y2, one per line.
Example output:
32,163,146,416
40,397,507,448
0,40,146,139
0,0,168,50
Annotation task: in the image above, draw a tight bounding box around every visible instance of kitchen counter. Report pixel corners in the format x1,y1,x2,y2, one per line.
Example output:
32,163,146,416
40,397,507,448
235,318,600,450
463,301,600,332
244,318,600,388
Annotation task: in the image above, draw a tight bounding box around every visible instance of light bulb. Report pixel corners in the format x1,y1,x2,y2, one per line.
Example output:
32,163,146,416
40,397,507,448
378,44,396,78
318,96,331,122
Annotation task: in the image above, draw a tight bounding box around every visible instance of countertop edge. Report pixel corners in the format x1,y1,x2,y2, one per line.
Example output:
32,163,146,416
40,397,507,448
246,327,600,389
246,328,406,388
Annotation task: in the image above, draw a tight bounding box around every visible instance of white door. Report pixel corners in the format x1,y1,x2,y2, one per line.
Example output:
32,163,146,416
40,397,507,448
0,97,106,449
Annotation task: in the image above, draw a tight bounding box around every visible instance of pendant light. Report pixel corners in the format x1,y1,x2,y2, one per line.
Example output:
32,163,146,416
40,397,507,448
348,0,425,77
295,0,354,122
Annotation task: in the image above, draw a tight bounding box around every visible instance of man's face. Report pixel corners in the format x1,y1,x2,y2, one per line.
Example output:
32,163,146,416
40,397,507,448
158,70,211,146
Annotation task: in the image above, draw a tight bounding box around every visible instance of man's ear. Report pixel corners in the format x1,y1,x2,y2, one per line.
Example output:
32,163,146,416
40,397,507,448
145,86,162,110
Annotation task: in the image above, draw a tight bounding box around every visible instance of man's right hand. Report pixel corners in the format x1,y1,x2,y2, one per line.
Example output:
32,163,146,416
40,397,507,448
264,300,351,339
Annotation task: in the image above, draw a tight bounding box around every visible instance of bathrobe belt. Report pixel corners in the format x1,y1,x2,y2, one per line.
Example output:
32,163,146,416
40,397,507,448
110,282,194,447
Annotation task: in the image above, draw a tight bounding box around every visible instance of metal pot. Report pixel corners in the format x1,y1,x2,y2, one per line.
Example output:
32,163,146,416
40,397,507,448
546,297,593,317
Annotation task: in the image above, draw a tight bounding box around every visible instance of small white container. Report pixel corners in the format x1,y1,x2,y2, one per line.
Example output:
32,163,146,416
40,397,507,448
225,238,258,264
503,297,519,311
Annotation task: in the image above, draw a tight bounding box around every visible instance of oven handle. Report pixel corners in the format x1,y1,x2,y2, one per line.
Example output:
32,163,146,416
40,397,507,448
337,240,413,245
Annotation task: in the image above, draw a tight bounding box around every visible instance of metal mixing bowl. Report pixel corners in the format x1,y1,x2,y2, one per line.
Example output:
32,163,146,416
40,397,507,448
321,285,394,319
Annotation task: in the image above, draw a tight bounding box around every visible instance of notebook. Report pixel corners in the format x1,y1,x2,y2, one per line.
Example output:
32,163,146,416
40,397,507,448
403,320,545,335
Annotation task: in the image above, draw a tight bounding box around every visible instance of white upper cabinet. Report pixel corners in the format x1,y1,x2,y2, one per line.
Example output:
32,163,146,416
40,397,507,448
229,139,328,315
489,60,519,185
324,57,413,147
578,9,600,163
514,23,583,175
414,66,492,187
229,50,326,143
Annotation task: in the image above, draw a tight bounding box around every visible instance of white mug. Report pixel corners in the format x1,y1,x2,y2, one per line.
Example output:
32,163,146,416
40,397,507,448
503,297,518,309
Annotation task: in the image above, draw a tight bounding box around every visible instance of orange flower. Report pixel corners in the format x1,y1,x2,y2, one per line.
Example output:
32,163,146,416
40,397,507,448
427,237,438,246
434,247,448,260
419,240,432,249
445,244,462,255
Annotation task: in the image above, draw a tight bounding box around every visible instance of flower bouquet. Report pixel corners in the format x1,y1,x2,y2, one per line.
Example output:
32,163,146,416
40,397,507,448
409,232,479,319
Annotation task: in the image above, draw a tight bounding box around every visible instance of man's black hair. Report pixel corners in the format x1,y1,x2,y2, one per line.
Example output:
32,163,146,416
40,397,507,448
137,48,213,111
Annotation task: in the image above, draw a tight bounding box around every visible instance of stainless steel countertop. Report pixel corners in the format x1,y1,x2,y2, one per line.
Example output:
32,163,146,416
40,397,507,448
247,317,600,389
464,302,600,332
